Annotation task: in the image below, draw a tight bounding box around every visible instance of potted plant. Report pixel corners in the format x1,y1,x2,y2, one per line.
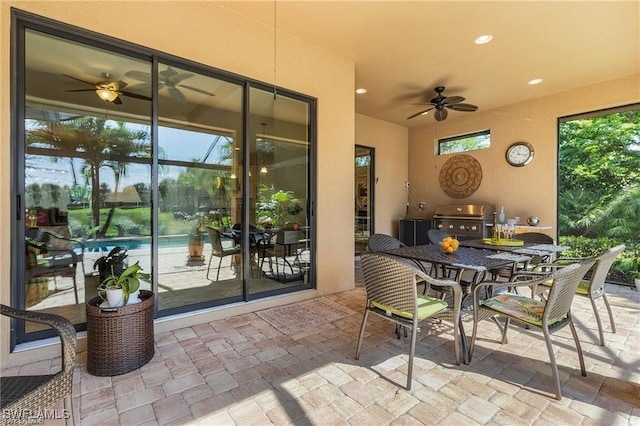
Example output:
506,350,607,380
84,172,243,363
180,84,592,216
97,261,149,307
256,188,303,228
188,214,208,261
93,246,129,283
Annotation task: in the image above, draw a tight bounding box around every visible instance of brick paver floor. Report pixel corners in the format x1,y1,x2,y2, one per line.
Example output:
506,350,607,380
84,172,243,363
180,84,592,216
3,261,640,425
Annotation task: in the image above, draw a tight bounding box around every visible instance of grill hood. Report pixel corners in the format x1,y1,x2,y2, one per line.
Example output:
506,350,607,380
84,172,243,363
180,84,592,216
433,204,495,218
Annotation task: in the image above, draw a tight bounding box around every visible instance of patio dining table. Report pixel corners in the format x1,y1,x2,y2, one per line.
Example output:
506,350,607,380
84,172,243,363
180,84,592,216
381,244,530,363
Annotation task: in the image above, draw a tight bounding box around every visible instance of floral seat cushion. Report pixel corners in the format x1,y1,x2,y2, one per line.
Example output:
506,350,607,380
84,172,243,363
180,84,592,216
482,294,559,327
373,295,448,320
539,278,591,295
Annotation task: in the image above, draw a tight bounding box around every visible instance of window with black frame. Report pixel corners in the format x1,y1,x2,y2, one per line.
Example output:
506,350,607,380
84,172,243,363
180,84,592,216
14,15,315,342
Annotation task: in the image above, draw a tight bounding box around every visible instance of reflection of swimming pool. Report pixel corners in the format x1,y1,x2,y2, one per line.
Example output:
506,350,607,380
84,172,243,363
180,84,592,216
84,234,204,252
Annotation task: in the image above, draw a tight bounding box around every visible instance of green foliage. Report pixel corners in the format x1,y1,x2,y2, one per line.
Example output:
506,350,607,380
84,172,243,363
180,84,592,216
256,186,303,227
98,261,149,303
558,235,621,258
559,109,640,284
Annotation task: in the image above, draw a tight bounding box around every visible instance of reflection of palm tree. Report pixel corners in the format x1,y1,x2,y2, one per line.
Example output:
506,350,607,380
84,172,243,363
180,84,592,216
27,117,149,237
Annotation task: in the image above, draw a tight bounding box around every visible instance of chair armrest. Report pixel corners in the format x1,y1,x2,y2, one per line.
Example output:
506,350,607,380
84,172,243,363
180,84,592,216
474,274,552,298
0,305,76,374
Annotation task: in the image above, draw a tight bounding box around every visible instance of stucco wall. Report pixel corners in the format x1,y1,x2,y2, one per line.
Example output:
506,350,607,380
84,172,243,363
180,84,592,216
1,2,355,366
355,114,409,237
408,74,640,238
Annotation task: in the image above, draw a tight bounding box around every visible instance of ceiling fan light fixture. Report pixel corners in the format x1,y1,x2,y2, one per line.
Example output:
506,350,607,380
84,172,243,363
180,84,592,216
96,88,118,102
528,78,543,85
474,34,493,45
355,88,367,94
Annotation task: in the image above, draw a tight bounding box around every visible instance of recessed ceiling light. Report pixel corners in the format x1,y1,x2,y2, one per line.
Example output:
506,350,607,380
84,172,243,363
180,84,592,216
474,35,493,45
355,88,367,94
528,78,543,85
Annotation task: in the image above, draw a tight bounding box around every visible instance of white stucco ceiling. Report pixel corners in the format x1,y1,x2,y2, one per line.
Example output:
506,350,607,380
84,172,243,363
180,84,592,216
219,1,639,127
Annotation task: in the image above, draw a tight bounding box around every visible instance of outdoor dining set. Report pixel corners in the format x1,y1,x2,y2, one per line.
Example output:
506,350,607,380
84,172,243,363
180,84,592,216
357,230,625,400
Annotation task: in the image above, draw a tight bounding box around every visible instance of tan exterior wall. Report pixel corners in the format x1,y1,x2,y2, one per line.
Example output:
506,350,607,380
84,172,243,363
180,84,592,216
408,74,640,238
355,114,408,238
1,2,355,366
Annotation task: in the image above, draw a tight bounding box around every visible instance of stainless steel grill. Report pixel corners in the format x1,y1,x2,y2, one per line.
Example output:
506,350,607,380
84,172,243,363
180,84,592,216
432,203,495,240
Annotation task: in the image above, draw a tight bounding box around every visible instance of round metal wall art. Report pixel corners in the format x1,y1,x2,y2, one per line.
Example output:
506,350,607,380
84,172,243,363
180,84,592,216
439,154,483,198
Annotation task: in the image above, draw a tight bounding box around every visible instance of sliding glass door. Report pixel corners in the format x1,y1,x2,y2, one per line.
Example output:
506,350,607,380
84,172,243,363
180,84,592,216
13,13,315,343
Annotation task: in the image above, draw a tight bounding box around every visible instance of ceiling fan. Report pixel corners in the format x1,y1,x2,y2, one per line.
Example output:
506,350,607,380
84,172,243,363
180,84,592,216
63,72,151,104
406,86,478,121
125,67,215,103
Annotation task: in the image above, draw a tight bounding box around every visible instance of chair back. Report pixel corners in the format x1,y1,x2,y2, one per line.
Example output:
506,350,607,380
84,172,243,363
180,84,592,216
517,232,554,244
428,229,450,245
367,233,405,251
360,252,419,315
276,229,305,245
206,227,224,256
585,244,626,295
544,259,596,322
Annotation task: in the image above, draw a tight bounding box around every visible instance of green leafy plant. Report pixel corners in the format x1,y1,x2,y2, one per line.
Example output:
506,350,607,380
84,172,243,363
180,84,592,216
93,246,129,282
256,187,303,227
98,261,149,304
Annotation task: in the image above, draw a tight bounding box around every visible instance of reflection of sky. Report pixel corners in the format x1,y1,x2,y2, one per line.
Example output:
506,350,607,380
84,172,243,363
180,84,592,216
158,126,233,166
25,122,234,189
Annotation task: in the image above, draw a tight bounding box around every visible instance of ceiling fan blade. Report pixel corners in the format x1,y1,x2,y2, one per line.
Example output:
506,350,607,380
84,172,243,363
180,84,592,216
443,95,465,105
406,107,434,120
63,74,96,86
448,103,478,112
67,89,96,92
114,80,128,90
170,73,194,85
168,87,186,103
112,96,123,105
125,70,152,82
126,83,152,97
119,90,152,101
435,108,448,121
179,84,216,96
410,102,434,106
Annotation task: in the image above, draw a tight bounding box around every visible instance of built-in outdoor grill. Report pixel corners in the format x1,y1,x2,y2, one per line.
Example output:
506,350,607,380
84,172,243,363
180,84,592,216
432,203,496,240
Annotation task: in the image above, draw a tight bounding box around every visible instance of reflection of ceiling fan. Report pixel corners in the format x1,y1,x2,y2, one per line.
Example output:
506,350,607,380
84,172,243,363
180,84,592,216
125,67,215,103
64,72,151,104
406,86,478,121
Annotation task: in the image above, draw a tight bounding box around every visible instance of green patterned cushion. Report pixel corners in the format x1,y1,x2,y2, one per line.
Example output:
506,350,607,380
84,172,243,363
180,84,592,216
373,295,448,320
482,294,558,327
575,279,591,295
540,278,590,295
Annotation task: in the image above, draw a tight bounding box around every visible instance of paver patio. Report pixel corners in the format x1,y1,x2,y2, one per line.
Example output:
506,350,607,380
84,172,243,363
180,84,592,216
3,258,639,425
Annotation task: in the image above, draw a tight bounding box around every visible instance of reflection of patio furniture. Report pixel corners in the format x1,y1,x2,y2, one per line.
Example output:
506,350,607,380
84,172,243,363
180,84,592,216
205,227,241,281
26,226,84,305
261,228,306,282
355,252,462,390
470,260,595,400
0,304,76,424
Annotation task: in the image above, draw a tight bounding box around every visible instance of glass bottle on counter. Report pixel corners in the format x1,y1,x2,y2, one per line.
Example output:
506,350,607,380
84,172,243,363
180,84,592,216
491,211,499,241
499,206,505,224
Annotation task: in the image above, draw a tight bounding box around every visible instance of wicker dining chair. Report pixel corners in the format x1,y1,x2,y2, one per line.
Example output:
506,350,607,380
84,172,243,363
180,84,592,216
206,227,241,281
0,304,76,425
535,244,625,346
367,233,407,251
367,233,433,289
355,252,462,390
427,229,450,245
469,259,596,400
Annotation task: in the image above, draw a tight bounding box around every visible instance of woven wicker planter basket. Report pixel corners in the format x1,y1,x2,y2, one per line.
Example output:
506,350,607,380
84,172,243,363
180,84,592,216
86,290,154,376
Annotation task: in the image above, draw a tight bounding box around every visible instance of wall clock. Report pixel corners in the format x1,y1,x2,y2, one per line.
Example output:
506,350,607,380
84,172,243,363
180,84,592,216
506,142,535,167
439,154,482,198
